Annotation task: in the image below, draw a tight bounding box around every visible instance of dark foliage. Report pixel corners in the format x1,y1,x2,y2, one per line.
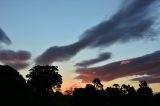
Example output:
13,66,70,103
26,65,62,106
72,79,158,106
0,65,29,106
93,78,103,90
26,65,62,93
0,65,160,106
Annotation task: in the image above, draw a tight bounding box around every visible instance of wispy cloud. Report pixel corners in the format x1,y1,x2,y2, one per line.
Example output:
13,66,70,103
0,28,11,45
131,75,160,83
35,0,159,65
75,52,112,67
0,49,31,70
75,51,160,83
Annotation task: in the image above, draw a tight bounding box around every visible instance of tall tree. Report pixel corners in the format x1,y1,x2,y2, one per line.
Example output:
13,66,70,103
92,78,103,90
137,81,153,97
26,65,62,93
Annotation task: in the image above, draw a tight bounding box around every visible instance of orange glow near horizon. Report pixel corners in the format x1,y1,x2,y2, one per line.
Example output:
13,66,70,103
61,75,160,93
19,63,160,94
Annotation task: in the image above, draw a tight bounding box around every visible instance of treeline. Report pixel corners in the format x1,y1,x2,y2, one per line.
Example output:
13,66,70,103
70,79,160,106
0,65,160,106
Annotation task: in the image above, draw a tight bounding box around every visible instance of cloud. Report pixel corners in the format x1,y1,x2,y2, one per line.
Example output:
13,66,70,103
79,0,159,48
3,62,29,70
131,75,160,84
35,42,85,65
120,60,131,65
0,28,11,45
0,50,31,62
0,49,31,70
36,0,159,65
75,52,112,67
0,28,31,70
75,51,160,83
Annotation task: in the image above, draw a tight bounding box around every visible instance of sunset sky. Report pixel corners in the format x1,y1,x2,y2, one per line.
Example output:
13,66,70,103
0,0,160,92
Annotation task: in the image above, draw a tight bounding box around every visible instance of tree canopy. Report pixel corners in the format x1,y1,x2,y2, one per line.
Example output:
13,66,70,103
0,65,26,92
0,65,160,106
0,65,29,106
26,65,62,93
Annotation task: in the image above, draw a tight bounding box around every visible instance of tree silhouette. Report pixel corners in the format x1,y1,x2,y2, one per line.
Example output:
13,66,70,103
121,84,136,96
85,84,96,95
105,84,124,98
113,84,120,89
1,64,160,106
64,88,73,95
0,65,29,106
92,78,103,90
136,81,153,105
0,65,26,90
121,84,128,94
26,65,62,93
137,81,153,97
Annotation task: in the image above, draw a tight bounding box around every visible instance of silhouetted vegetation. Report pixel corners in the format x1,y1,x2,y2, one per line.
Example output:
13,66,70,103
0,65,29,106
26,65,62,93
26,65,62,106
0,65,160,106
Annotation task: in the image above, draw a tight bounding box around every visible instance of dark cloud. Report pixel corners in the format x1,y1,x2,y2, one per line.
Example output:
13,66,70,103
0,49,31,62
131,75,160,84
75,51,160,83
0,28,11,45
36,0,159,65
79,0,158,48
3,62,29,70
0,28,31,70
75,52,112,67
35,42,85,65
0,49,31,70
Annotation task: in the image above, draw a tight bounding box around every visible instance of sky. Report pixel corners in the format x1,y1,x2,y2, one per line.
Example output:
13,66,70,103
0,0,160,92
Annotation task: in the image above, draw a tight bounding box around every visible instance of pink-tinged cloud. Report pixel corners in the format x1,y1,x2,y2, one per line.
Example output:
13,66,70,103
35,0,160,65
0,50,31,62
0,49,31,70
120,60,131,65
67,82,83,89
0,28,11,45
75,52,112,67
75,51,160,83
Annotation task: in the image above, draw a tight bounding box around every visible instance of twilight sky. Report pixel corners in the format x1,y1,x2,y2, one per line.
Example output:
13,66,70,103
0,0,160,92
